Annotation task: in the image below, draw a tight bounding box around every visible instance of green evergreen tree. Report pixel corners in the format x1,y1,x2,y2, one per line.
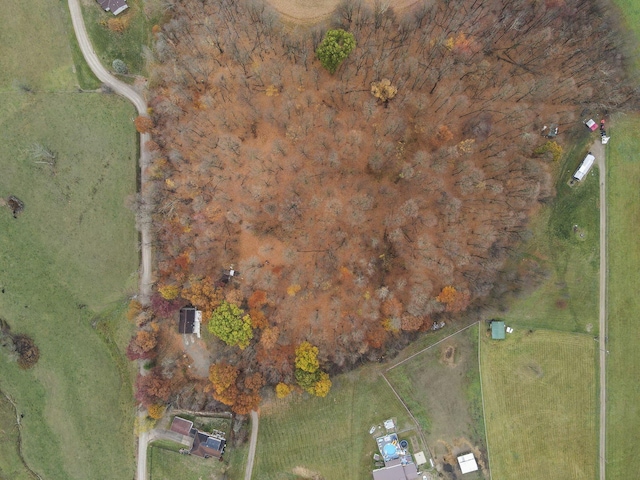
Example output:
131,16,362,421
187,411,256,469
316,29,356,74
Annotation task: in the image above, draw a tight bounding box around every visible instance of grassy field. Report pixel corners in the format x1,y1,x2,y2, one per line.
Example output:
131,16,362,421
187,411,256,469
0,0,139,478
499,132,600,334
386,324,487,479
605,116,640,477
0,393,37,480
252,363,423,479
82,0,162,77
480,329,597,479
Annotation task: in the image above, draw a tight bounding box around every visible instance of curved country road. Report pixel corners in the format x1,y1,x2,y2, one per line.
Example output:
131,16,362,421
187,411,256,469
244,411,259,480
67,1,153,479
593,139,607,480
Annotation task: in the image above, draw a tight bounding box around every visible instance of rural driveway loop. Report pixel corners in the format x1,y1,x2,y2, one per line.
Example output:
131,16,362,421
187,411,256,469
67,1,153,478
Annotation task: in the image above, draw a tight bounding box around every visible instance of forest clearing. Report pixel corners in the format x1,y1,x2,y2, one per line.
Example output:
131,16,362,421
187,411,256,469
480,329,597,479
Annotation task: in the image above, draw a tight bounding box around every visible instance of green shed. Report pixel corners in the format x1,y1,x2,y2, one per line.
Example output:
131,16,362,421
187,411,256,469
491,321,506,340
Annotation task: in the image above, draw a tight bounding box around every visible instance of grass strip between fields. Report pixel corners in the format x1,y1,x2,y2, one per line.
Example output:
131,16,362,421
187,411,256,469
604,115,640,477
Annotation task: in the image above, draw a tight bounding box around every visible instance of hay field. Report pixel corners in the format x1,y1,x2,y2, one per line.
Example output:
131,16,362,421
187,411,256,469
480,329,597,480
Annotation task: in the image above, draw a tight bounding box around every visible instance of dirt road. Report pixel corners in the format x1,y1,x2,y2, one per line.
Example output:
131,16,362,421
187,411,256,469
592,138,607,480
244,410,259,480
67,1,153,478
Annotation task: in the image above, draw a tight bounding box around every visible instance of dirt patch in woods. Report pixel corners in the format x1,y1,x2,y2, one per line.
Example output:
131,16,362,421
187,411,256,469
265,0,420,23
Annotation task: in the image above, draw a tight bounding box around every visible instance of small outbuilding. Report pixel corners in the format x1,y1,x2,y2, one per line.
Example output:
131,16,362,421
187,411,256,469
179,306,202,338
491,321,506,340
573,153,596,182
96,0,128,15
457,453,479,474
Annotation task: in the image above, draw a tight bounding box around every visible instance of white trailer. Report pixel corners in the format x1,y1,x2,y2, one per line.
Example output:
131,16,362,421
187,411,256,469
573,153,596,181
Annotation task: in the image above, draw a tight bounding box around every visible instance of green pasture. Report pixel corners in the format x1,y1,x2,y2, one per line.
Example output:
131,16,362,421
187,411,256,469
501,133,600,333
0,0,140,478
605,116,640,477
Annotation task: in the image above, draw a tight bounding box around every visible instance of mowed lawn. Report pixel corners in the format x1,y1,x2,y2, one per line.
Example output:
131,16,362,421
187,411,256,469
253,364,419,480
0,0,139,478
605,116,640,477
480,330,597,480
386,324,487,478
500,133,600,334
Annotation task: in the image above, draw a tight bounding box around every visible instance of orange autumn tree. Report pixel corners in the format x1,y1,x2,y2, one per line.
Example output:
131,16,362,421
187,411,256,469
134,115,154,133
208,362,239,406
436,286,471,313
181,277,222,319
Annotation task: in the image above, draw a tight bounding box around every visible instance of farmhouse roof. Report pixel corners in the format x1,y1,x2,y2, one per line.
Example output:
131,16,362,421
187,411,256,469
372,462,419,480
179,307,196,334
179,307,202,337
169,416,193,436
96,0,128,15
190,431,226,458
457,453,479,474
491,321,506,340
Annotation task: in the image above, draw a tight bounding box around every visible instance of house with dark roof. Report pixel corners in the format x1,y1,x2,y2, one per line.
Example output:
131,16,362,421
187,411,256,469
179,306,202,338
169,416,226,459
96,0,128,15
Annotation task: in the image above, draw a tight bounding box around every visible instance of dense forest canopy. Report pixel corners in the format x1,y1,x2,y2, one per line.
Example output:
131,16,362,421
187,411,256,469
145,0,634,394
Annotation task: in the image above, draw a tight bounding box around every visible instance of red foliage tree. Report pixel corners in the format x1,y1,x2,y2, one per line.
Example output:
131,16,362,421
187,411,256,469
135,369,171,407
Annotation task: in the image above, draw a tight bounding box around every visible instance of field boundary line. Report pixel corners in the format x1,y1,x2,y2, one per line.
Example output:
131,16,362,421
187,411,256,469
379,372,433,461
477,324,492,479
386,321,479,372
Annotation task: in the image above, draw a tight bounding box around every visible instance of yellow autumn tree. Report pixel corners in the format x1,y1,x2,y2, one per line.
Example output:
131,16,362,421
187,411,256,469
275,383,292,398
147,404,165,420
158,284,180,300
295,341,319,373
314,372,332,397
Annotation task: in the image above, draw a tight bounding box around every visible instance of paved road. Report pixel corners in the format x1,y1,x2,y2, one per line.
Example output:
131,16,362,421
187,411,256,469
244,411,259,480
67,1,153,478
593,138,607,480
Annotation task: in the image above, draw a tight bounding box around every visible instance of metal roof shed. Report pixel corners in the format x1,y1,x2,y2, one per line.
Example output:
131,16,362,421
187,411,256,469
491,321,506,340
457,453,479,474
573,153,595,181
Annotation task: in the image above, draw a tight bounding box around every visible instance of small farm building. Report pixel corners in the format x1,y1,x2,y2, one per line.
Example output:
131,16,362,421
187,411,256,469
179,306,202,338
96,0,128,15
457,453,479,474
573,153,595,181
491,321,506,340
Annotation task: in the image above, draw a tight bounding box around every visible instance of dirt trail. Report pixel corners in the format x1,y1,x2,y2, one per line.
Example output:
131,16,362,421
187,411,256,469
265,0,420,23
244,410,259,480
